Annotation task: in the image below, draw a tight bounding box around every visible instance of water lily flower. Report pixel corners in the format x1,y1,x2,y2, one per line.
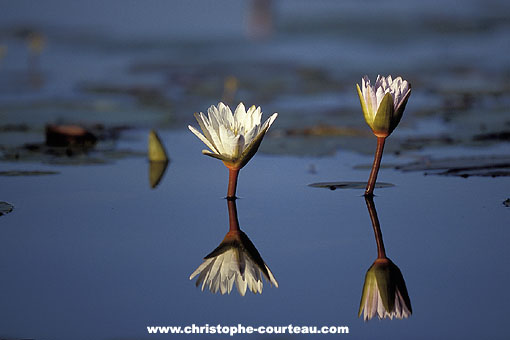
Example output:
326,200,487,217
189,102,277,169
356,75,411,196
359,258,412,321
188,102,277,198
189,229,278,295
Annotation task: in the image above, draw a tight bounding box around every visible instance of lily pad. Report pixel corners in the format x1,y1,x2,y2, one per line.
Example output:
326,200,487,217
353,163,398,170
396,155,510,177
0,170,59,176
0,143,145,165
0,202,14,216
308,181,395,190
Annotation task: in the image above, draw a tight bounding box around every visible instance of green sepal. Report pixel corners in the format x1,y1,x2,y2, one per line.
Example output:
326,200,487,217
373,261,396,313
372,92,394,136
235,126,269,169
202,150,231,162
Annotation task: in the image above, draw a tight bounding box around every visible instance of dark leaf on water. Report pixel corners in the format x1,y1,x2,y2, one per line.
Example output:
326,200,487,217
308,181,395,190
396,155,510,177
0,202,14,216
0,170,59,176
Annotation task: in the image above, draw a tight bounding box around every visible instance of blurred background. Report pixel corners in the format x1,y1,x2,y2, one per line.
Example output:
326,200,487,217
1,0,509,157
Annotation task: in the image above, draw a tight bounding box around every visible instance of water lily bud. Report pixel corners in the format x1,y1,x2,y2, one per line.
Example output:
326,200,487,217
357,75,411,137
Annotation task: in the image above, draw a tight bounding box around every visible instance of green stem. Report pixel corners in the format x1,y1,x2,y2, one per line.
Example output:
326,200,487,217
365,136,386,197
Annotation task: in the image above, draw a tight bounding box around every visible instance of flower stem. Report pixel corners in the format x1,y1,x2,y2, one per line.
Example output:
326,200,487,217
227,168,240,199
227,198,240,232
365,136,386,197
365,196,386,259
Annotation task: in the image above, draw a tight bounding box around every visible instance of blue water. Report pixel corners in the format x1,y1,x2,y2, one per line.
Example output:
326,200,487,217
1,1,509,339
0,130,508,339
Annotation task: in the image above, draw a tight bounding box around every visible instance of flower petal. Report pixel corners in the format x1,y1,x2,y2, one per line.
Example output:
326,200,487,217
372,92,395,136
194,112,219,153
219,124,239,159
233,102,247,127
188,125,218,154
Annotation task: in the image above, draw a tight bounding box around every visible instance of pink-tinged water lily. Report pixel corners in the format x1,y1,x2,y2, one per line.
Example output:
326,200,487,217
189,230,278,296
356,75,411,138
188,102,277,198
359,258,412,321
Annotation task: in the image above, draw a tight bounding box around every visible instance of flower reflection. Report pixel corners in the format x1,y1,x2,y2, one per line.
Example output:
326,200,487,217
359,197,412,320
359,258,412,321
190,199,278,295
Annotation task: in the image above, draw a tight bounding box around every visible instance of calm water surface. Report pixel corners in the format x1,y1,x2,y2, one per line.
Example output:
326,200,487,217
0,1,509,339
0,131,508,339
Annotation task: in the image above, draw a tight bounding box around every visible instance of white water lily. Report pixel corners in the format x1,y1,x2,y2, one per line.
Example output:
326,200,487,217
190,230,278,296
188,102,278,169
357,75,411,137
359,258,412,321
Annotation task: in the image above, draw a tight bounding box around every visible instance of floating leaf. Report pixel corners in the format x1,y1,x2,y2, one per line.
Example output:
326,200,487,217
0,170,59,176
308,181,395,190
0,202,14,216
396,155,510,177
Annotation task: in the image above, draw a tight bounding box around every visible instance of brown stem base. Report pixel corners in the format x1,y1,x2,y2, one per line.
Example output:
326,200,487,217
227,168,240,199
